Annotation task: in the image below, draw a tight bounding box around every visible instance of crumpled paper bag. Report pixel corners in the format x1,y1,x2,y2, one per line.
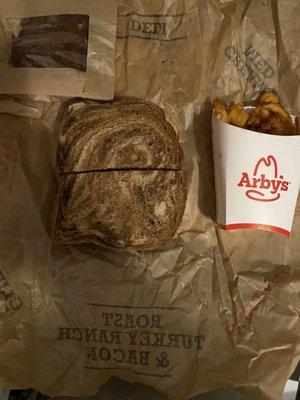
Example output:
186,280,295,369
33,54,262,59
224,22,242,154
0,1,299,400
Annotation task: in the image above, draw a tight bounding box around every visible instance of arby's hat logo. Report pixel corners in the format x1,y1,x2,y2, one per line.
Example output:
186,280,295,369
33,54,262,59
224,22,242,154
237,155,290,202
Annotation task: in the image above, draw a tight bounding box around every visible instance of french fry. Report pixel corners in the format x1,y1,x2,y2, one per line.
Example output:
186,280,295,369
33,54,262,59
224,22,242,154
213,92,298,135
228,104,249,128
246,108,264,129
258,91,280,105
213,100,229,123
262,103,290,120
256,106,270,119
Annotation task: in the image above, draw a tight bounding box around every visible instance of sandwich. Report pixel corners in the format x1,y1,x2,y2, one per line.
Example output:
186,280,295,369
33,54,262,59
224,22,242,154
53,98,187,250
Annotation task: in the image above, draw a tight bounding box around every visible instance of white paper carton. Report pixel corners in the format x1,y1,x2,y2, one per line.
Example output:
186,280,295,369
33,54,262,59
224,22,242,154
212,116,300,237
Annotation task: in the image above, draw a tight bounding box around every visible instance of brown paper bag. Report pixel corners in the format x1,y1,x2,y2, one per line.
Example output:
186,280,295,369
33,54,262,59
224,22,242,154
0,0,117,99
0,1,299,400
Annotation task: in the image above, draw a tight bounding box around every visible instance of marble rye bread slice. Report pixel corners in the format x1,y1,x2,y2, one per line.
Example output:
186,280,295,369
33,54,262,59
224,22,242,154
58,98,181,172
54,98,187,250
54,170,186,250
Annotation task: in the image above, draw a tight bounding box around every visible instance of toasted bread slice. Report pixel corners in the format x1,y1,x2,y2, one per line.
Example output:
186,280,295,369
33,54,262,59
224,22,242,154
58,98,181,173
53,170,186,250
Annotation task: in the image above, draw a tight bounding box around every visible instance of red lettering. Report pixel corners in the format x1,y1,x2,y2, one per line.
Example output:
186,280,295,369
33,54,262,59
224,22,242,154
281,181,289,191
252,177,261,188
259,174,271,189
238,156,290,202
237,172,251,187
270,179,281,194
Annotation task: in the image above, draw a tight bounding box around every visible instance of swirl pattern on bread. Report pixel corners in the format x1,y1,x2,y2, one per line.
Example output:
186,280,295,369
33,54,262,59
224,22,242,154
54,98,187,250
58,99,182,172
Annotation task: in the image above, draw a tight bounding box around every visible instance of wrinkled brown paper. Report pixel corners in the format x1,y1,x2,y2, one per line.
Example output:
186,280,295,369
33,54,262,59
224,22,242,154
0,0,117,99
0,1,300,400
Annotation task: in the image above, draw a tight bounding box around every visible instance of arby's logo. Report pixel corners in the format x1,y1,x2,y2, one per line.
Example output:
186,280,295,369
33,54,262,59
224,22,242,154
237,155,290,202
